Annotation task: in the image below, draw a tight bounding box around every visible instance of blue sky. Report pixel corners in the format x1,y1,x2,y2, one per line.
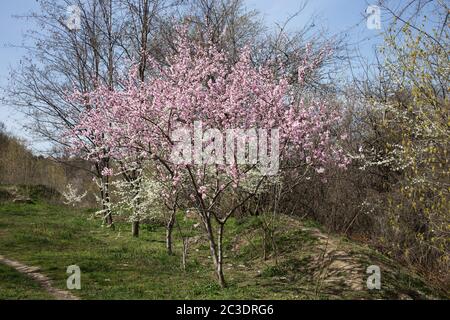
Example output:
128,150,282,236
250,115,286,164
0,0,40,147
0,0,383,151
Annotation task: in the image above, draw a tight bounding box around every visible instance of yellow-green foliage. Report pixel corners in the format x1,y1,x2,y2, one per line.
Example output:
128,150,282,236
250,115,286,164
379,11,449,273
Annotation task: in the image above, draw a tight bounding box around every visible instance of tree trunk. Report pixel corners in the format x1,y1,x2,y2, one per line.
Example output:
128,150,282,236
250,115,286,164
216,223,226,288
166,211,176,255
182,238,188,271
132,221,139,237
99,175,114,229
202,214,226,287
132,188,140,237
270,230,278,265
102,175,114,229
262,229,267,260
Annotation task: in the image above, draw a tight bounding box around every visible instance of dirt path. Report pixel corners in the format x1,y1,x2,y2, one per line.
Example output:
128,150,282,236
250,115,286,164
0,255,79,300
231,216,368,295
301,226,366,292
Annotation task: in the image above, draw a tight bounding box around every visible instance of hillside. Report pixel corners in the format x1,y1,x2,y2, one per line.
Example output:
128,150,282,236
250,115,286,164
0,185,446,300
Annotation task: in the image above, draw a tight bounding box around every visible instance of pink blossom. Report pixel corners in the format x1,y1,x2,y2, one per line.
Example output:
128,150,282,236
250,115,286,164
66,26,349,206
101,167,114,177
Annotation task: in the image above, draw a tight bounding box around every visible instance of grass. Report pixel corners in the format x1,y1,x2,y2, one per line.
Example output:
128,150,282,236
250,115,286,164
0,186,446,300
0,201,275,299
0,263,53,300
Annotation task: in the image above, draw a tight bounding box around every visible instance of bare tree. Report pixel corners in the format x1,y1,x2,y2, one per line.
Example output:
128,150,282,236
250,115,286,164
3,0,175,227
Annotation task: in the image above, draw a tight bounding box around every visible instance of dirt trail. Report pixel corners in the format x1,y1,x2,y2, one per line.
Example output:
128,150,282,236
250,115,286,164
231,216,368,294
301,226,366,292
0,255,79,300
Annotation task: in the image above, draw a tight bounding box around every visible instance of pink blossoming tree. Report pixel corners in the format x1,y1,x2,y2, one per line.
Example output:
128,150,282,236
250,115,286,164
68,28,349,287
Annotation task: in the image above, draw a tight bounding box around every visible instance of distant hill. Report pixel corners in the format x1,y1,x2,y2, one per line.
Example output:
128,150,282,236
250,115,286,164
0,127,95,206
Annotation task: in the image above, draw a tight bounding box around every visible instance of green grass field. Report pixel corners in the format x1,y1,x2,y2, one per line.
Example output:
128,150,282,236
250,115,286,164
0,263,53,300
0,186,446,300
